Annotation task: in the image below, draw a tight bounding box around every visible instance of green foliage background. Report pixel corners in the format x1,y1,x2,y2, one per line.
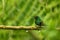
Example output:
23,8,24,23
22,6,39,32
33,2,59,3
0,0,60,40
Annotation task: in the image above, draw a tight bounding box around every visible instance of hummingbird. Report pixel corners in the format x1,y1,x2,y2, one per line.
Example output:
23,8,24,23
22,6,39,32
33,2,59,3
34,16,45,29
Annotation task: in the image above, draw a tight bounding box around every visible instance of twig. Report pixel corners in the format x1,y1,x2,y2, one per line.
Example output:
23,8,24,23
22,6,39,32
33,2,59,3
0,25,59,30
0,25,40,30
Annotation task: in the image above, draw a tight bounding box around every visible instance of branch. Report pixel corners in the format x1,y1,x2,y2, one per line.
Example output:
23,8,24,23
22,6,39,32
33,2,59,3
0,25,59,30
0,25,40,30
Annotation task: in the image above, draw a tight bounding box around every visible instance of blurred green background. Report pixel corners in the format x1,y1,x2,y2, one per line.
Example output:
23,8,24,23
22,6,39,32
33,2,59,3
0,0,60,40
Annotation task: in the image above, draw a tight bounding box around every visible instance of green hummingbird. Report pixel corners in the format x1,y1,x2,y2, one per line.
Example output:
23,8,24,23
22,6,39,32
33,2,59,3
34,16,45,28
